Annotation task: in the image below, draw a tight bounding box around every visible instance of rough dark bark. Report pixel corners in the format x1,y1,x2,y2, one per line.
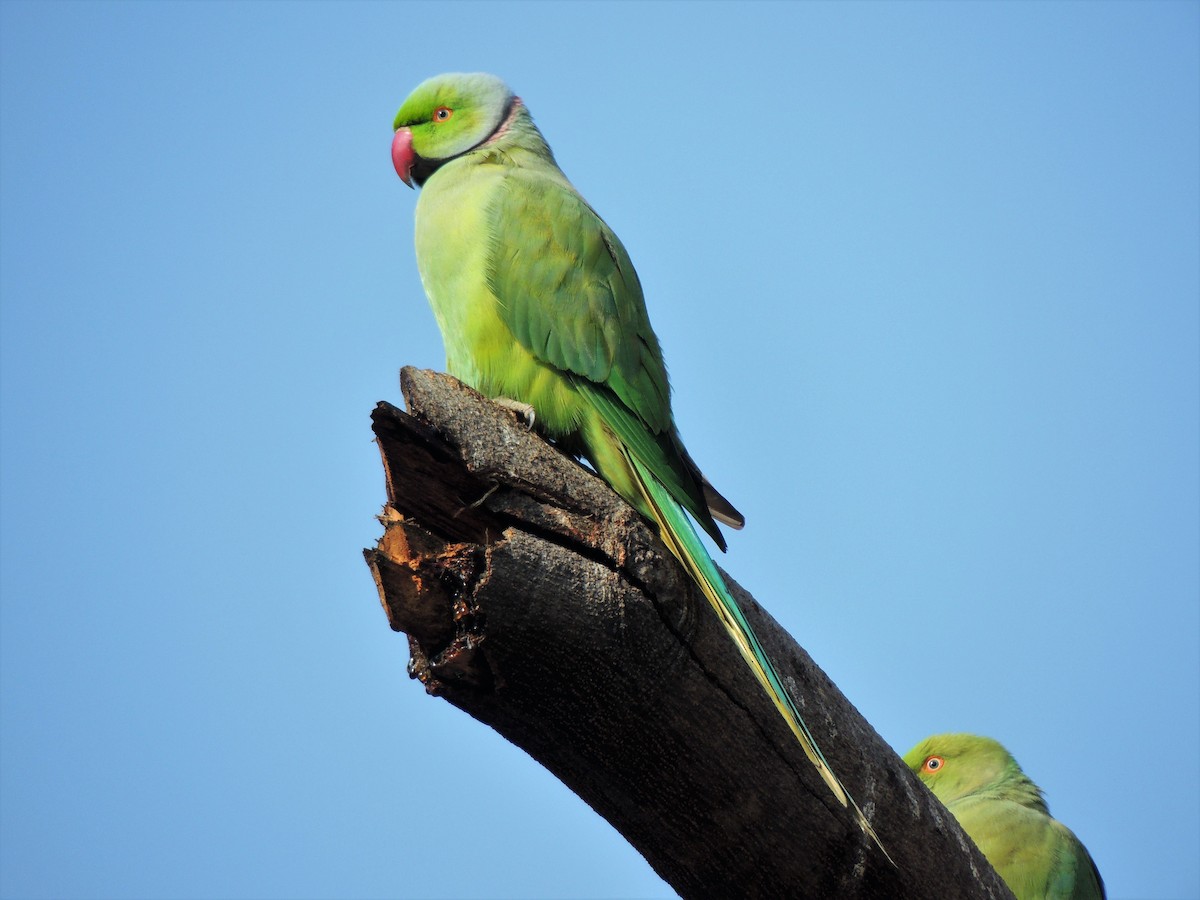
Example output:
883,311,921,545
364,367,1014,900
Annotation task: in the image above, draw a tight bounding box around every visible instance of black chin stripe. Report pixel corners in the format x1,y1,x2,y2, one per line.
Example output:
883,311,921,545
411,155,441,187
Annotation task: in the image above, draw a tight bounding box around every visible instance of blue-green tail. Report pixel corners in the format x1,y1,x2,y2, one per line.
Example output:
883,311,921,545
626,452,889,858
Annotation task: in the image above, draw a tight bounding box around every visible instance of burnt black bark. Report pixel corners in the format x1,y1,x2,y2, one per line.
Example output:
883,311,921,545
363,367,1013,900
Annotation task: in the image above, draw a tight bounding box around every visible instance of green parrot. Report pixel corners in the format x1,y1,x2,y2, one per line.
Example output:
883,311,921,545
904,733,1105,899
390,72,884,852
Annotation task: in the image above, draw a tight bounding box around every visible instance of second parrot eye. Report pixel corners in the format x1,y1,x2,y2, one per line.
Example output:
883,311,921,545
923,755,944,773
433,106,453,122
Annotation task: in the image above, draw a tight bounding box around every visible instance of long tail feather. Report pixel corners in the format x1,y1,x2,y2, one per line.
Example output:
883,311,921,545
626,451,891,859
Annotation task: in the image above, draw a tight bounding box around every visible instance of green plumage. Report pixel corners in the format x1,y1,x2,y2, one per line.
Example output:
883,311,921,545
391,72,882,852
904,733,1105,900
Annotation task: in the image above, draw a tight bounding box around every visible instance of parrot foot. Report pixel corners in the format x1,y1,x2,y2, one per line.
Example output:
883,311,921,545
491,397,536,430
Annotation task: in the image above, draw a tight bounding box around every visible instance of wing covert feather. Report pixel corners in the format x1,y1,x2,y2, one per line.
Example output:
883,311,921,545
484,168,672,435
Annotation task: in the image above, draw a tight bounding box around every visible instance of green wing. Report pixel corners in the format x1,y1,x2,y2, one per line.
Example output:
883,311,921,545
484,166,722,544
954,801,1105,900
484,167,667,426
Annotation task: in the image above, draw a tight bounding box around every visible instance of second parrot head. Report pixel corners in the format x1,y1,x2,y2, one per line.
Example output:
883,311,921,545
903,733,1023,804
391,72,515,188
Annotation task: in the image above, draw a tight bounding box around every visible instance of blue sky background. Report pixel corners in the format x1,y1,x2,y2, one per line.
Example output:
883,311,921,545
2,2,1197,898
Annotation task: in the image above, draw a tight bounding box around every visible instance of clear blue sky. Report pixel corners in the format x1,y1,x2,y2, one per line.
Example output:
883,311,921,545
2,2,1196,898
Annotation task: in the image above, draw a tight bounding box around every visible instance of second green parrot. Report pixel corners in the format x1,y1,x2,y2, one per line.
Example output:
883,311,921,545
904,733,1105,899
390,72,883,852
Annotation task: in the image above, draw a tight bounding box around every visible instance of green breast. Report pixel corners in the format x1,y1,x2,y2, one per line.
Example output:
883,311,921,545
412,154,592,439
414,157,504,390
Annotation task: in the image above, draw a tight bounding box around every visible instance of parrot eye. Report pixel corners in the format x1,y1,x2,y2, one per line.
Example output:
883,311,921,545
433,106,453,122
923,755,944,773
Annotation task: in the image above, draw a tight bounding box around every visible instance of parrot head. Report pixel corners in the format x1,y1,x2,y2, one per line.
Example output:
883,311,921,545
903,733,1032,805
391,72,515,188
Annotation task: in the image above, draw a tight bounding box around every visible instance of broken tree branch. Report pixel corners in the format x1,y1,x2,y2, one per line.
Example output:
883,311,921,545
363,367,1013,900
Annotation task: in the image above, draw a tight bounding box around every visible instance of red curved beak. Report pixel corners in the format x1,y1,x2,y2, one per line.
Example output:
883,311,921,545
391,128,415,188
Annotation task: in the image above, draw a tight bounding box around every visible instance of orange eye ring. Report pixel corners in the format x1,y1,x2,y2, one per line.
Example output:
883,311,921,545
922,755,945,773
433,106,453,122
